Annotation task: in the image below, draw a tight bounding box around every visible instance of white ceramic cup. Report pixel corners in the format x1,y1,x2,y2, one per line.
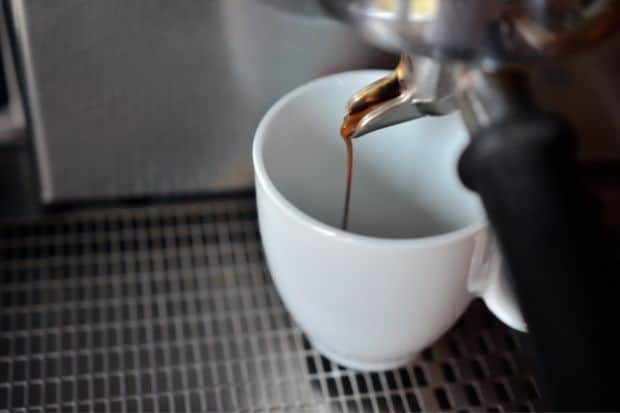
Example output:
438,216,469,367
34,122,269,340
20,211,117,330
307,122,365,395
253,70,526,371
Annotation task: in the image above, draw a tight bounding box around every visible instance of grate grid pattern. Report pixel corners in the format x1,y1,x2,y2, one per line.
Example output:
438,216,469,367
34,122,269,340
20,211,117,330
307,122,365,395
0,197,542,412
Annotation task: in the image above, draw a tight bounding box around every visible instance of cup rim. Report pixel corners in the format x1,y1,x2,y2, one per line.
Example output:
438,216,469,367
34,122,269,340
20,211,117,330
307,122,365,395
253,70,487,248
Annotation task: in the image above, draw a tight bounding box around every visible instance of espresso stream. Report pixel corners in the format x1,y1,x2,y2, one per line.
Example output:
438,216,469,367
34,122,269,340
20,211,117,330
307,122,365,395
339,110,370,230
339,62,406,230
339,126,354,230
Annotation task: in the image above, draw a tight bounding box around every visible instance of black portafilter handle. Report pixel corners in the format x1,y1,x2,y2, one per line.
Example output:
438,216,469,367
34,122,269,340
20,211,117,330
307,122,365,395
458,112,620,410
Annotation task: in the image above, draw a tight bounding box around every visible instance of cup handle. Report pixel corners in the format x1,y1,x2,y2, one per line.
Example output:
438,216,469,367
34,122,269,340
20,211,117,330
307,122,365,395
468,232,527,332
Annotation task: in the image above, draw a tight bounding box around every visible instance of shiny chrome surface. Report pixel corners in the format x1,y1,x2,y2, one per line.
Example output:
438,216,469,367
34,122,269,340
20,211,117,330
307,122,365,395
9,0,393,203
320,0,620,61
343,53,459,138
341,56,540,141
516,0,620,56
457,67,533,135
332,0,619,141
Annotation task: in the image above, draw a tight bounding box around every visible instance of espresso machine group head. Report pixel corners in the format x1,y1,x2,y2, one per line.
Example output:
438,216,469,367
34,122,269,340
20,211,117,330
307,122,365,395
321,0,619,137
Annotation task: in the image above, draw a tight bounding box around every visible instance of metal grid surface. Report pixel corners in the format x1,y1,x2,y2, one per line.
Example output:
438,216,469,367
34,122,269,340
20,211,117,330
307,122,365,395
0,197,543,412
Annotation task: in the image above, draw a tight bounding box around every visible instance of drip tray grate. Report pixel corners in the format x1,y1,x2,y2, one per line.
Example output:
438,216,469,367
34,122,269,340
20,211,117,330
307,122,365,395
0,196,542,412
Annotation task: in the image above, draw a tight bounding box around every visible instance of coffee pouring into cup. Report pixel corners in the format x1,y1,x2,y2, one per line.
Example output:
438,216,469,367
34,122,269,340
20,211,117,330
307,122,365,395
254,71,526,373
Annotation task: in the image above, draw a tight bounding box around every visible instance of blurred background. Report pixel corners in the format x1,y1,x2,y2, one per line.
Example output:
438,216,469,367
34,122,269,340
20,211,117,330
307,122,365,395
1,0,619,215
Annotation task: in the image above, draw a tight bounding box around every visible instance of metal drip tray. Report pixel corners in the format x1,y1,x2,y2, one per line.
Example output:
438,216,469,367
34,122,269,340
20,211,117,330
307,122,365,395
0,196,542,412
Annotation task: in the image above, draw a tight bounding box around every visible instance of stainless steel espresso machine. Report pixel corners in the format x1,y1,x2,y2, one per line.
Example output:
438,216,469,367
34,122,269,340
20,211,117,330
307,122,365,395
319,0,620,409
1,0,619,411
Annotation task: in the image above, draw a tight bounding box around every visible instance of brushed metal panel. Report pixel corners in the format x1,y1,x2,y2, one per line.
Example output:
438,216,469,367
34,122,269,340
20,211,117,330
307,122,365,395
10,0,393,202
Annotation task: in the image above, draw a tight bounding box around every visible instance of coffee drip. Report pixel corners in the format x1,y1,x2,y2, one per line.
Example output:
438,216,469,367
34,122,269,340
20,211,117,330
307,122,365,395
339,55,413,230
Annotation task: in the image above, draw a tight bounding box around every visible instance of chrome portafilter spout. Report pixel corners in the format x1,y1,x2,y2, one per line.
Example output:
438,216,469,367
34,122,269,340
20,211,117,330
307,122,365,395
342,52,528,141
343,53,458,139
